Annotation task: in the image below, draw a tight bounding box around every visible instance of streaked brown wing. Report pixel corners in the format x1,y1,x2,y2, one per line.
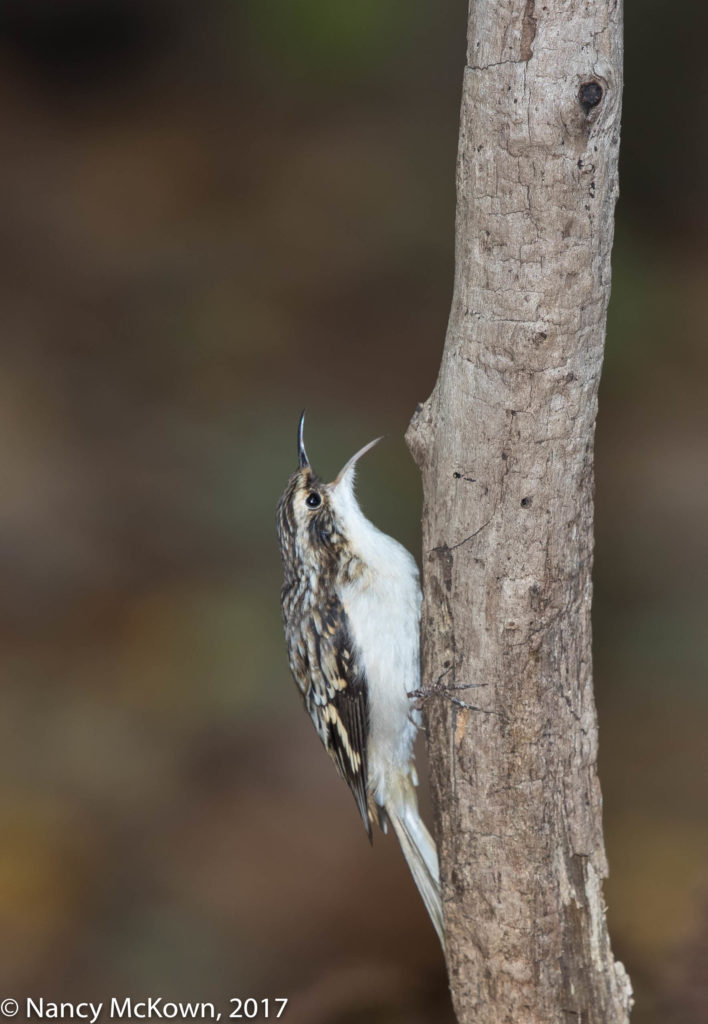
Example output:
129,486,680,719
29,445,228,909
288,595,371,838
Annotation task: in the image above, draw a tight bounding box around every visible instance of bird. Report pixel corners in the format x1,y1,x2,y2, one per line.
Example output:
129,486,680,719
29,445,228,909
276,411,444,947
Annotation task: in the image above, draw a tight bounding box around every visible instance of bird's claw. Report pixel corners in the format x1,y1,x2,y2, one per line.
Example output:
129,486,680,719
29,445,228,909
409,670,486,711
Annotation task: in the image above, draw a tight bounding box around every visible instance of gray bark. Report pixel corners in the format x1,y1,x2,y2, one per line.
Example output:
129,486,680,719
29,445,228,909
406,1,633,1021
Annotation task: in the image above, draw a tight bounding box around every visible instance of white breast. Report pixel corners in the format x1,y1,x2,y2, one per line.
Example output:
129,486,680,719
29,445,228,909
332,486,422,806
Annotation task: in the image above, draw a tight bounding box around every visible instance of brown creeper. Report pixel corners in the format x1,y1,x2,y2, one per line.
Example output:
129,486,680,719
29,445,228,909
276,412,444,946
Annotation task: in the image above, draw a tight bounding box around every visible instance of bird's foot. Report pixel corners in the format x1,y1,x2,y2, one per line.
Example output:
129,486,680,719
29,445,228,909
409,669,486,711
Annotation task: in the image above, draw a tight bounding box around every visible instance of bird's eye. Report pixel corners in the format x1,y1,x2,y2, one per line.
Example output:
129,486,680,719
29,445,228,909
305,492,321,509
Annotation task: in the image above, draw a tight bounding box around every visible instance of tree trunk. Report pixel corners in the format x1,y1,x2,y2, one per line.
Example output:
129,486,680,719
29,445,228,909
406,1,632,1021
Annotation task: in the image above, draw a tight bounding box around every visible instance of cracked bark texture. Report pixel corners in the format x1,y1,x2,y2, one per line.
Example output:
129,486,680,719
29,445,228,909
406,1,632,1021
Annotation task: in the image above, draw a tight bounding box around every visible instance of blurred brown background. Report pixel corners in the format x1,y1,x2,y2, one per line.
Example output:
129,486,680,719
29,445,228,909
0,2,705,1022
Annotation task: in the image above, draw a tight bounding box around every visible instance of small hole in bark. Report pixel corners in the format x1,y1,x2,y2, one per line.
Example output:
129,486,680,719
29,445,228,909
453,471,461,479
521,496,532,508
579,80,603,114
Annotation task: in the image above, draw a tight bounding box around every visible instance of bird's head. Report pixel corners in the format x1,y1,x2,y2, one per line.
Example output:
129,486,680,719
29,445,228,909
276,411,381,576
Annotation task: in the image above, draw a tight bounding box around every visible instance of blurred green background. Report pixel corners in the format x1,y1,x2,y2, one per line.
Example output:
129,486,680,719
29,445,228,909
0,2,705,1022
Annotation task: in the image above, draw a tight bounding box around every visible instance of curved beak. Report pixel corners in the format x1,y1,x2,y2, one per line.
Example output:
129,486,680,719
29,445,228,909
332,436,382,487
297,410,309,468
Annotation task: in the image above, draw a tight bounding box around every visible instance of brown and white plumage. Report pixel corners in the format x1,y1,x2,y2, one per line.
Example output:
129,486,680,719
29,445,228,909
278,456,372,834
276,413,444,945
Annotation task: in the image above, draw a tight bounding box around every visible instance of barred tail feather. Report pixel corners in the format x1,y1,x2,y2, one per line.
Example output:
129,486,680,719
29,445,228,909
385,781,445,948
